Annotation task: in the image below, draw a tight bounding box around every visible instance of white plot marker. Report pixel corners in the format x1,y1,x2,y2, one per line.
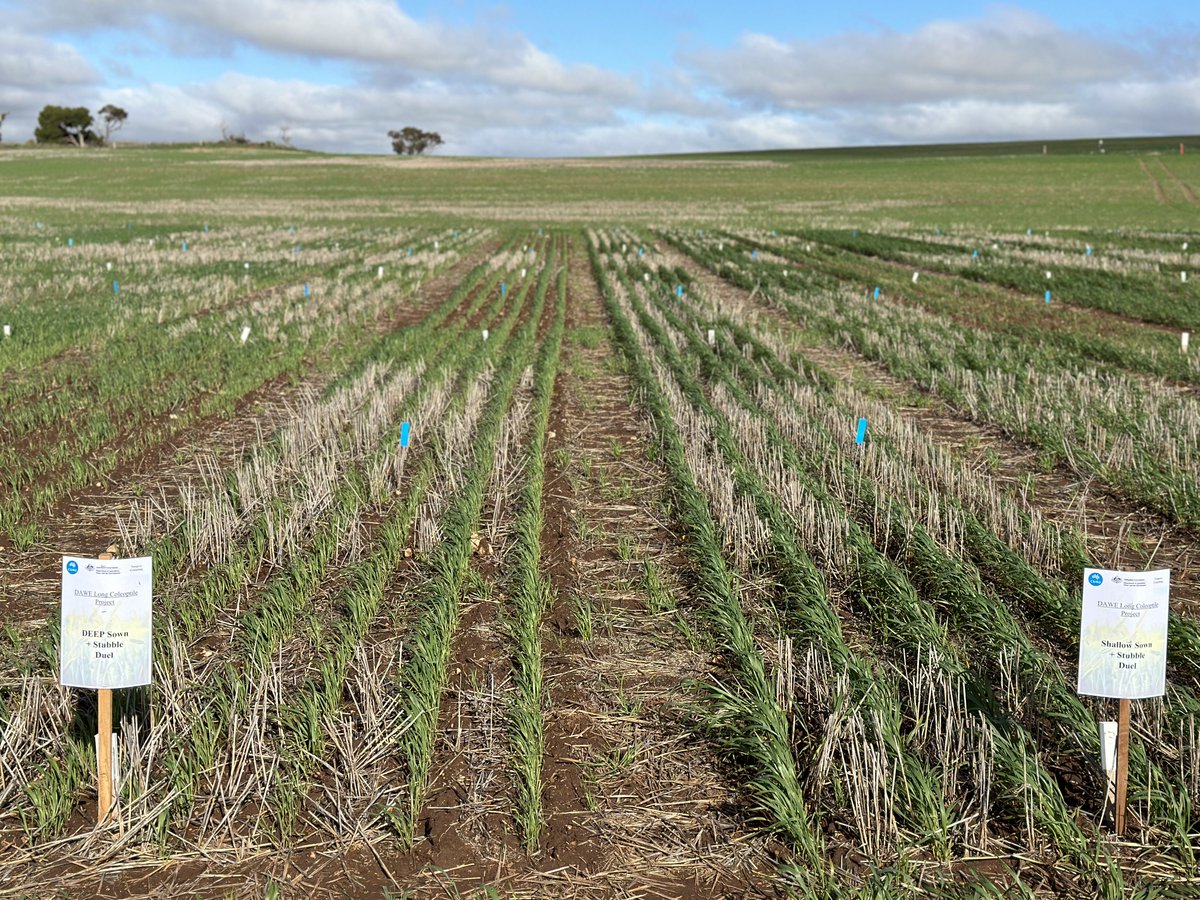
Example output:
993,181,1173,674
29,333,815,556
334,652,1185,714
520,268,526,279
1183,272,1189,283
240,325,251,344
2,324,10,338
1182,332,1190,353
244,262,250,270
482,328,489,341
1099,720,1118,806
707,328,715,346
1045,271,1052,280
644,273,650,282
106,262,113,272
912,271,919,284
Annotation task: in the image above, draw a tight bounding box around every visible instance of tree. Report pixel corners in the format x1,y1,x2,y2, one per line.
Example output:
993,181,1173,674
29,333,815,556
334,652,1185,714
98,104,128,144
34,105,96,146
0,112,8,144
388,126,443,156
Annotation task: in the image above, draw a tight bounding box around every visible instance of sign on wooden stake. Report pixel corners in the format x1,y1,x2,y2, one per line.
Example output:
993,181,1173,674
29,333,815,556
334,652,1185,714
1078,567,1171,834
60,552,153,826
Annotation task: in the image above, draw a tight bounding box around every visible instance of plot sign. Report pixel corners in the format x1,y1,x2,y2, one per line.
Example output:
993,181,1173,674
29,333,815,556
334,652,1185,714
60,556,153,690
1078,567,1170,834
873,287,880,300
1078,569,1169,699
2,324,10,338
855,418,868,444
240,326,251,343
1045,290,1052,304
113,281,119,295
399,421,411,448
304,284,310,298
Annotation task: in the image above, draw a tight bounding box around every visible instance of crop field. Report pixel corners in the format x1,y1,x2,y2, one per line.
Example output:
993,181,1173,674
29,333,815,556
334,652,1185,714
1,137,1200,897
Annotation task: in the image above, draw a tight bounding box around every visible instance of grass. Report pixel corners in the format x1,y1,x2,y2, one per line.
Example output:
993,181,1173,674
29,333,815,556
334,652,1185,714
2,140,1198,895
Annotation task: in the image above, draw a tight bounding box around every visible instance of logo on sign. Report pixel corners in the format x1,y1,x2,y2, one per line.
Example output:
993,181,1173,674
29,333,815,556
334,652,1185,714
66,560,79,575
1088,572,1103,586
1112,576,1123,584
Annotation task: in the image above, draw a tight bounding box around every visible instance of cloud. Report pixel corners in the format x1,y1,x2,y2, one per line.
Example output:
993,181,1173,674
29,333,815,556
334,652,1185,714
20,0,637,98
3,3,1198,155
685,7,1151,110
0,27,99,90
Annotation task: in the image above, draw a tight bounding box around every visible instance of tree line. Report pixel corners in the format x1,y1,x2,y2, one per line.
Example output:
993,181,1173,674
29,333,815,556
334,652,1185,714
2,104,447,155
11,104,128,146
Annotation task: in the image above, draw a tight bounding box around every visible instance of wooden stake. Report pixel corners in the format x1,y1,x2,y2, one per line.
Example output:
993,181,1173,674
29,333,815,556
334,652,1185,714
97,550,114,826
97,688,113,825
1115,698,1131,835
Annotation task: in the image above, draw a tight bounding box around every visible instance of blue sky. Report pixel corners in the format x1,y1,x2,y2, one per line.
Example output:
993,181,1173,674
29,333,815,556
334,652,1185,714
1,1,1197,155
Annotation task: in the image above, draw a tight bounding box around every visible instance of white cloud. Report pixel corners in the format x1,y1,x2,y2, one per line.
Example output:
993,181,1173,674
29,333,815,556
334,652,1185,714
0,27,99,90
20,0,637,98
685,8,1149,110
3,3,1198,155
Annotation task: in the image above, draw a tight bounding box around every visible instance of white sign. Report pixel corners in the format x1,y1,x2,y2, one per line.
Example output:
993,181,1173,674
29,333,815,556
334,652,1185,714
60,556,153,689
1078,568,1169,699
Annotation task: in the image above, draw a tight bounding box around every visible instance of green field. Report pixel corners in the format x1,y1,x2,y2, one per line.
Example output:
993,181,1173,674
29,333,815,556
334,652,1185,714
1,138,1199,897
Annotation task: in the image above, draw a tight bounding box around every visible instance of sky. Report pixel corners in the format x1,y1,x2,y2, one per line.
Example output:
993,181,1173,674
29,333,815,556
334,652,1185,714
0,0,1197,157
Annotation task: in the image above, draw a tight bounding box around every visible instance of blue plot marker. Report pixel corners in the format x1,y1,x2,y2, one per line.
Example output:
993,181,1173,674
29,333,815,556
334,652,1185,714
408,247,413,256
67,238,74,248
972,249,979,258
1086,245,1093,257
399,421,411,448
35,222,42,230
113,280,119,295
638,247,644,257
1027,228,1033,236
934,227,940,235
501,281,507,297
454,230,459,237
751,250,758,259
855,418,868,445
304,284,310,298
1045,290,1052,303
204,224,209,232
676,285,683,298
181,241,187,251
851,229,858,237
873,286,880,300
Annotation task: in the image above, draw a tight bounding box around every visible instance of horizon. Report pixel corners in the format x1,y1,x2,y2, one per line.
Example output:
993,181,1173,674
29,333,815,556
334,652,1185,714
1,1,1198,157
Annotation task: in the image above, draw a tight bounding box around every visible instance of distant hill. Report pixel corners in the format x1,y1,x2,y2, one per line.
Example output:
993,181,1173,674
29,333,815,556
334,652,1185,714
650,134,1197,162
